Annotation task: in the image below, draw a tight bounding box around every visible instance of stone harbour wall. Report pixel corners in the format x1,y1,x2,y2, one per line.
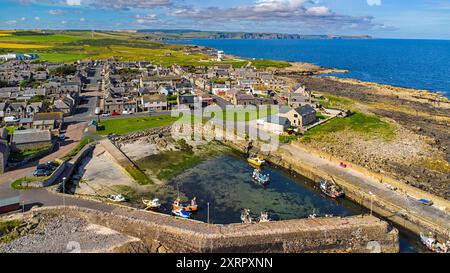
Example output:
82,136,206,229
26,206,399,253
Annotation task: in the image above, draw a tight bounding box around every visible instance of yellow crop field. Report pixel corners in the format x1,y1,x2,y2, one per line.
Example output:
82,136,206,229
0,43,50,49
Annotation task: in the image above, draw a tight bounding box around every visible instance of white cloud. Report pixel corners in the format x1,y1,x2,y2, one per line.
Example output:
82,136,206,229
367,0,381,6
136,14,159,24
306,6,332,16
5,20,18,25
34,16,40,20
66,0,81,5
80,17,86,22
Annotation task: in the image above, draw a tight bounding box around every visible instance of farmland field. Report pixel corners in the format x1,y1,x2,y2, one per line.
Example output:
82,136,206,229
0,30,258,67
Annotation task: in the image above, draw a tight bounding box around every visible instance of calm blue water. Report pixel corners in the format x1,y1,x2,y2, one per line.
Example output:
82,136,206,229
169,39,450,98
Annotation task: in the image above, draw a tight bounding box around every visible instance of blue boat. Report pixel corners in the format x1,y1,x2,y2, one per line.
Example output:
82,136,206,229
172,208,191,219
252,169,270,186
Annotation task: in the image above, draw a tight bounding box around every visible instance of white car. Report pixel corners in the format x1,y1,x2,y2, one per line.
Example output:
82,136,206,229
122,111,132,115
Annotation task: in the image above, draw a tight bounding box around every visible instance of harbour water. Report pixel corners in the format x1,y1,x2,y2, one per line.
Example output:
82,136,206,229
169,38,450,98
140,152,426,253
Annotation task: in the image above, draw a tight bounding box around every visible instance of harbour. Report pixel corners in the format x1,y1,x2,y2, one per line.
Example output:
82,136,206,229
136,151,426,253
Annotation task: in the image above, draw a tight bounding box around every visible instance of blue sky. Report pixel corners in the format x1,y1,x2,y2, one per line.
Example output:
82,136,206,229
1,0,449,39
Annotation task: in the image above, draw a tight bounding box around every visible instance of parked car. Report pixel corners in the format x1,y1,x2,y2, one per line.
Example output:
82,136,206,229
102,113,110,117
122,110,132,115
33,169,51,177
111,111,121,116
36,164,51,170
46,161,59,170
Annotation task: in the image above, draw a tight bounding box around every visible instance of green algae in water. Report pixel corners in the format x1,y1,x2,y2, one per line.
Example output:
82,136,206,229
168,153,358,224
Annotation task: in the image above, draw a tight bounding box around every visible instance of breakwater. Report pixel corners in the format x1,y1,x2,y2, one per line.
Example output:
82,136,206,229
19,206,398,253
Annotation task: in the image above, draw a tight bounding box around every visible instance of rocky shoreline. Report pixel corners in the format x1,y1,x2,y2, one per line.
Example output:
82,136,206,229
292,74,449,200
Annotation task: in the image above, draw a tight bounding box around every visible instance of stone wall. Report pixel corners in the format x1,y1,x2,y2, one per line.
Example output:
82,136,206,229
27,206,399,253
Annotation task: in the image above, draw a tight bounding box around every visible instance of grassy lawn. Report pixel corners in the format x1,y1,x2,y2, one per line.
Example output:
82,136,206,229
0,220,25,243
301,112,395,142
97,115,179,135
9,145,51,162
252,59,291,69
5,126,17,135
61,137,94,161
10,176,48,190
319,95,355,110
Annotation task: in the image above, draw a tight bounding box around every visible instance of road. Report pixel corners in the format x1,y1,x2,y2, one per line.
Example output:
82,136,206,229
0,122,86,200
280,143,450,233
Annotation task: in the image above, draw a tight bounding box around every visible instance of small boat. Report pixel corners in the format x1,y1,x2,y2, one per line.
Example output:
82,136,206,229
258,211,271,223
248,155,266,167
418,199,434,206
252,169,270,186
172,208,191,219
172,198,184,210
184,197,199,212
142,198,161,210
320,179,345,199
420,232,449,253
107,194,126,202
241,209,253,224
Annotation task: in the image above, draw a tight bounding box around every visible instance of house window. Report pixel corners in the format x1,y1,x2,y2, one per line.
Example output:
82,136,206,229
294,114,298,118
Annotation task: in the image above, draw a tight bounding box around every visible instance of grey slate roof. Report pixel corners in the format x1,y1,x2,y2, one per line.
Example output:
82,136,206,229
12,129,52,144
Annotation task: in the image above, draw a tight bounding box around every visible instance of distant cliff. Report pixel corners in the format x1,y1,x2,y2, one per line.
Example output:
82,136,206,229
137,29,372,40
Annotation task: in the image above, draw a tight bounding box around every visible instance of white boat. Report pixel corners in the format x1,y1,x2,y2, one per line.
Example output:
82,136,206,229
252,169,270,186
108,194,126,202
172,208,191,219
420,232,449,253
143,198,161,210
258,212,270,223
241,209,253,224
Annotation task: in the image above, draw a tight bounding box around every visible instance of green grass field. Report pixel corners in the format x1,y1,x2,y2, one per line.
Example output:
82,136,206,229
302,112,395,142
0,30,291,69
97,115,179,135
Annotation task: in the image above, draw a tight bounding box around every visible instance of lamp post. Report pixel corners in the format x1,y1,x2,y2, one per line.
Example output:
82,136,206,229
369,191,375,216
62,177,66,207
207,202,210,224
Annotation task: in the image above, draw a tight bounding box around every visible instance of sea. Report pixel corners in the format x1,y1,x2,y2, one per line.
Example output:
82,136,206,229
169,38,450,98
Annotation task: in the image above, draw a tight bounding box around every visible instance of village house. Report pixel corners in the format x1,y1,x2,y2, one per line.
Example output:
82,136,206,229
32,112,64,134
11,129,52,151
261,115,291,135
141,94,168,111
0,101,43,122
232,93,255,106
278,105,317,128
0,140,10,174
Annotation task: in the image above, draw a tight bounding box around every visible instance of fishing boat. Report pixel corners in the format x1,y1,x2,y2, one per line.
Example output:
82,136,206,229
248,155,266,167
107,194,126,202
420,232,449,253
184,197,199,212
241,209,253,224
252,169,270,186
172,208,191,219
142,198,161,210
258,212,270,223
320,179,345,199
172,198,184,210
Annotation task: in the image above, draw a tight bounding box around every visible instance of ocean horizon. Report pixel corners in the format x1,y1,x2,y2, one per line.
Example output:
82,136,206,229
169,38,450,98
